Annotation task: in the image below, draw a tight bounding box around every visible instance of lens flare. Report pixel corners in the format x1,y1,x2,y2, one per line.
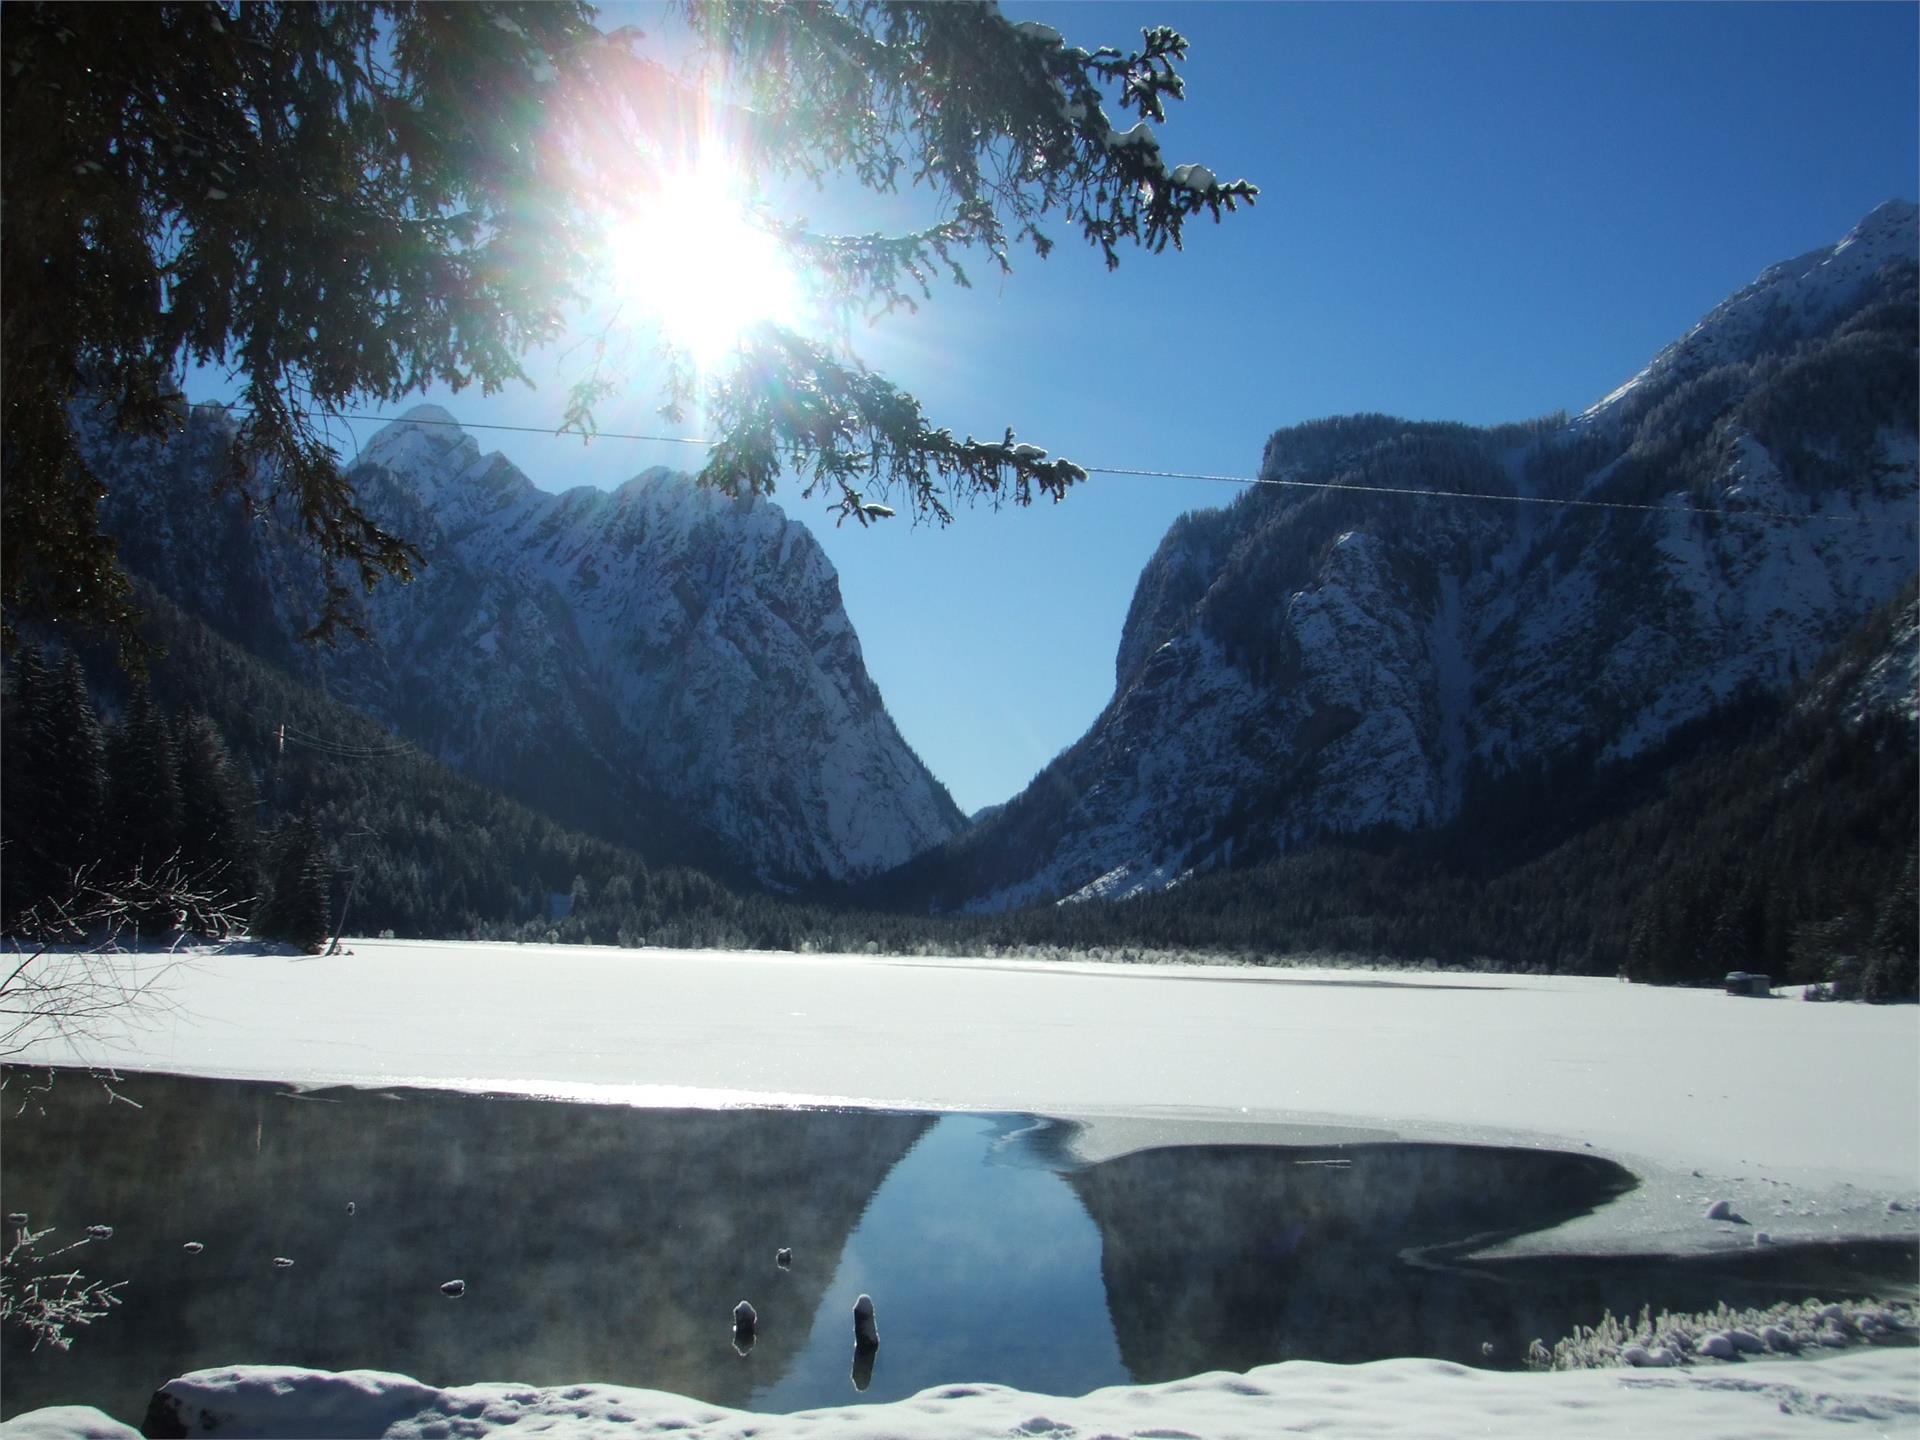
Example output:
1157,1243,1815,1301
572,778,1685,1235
598,153,800,367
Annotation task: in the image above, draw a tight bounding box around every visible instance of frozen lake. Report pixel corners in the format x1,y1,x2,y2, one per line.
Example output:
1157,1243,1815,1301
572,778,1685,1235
10,939,1918,1262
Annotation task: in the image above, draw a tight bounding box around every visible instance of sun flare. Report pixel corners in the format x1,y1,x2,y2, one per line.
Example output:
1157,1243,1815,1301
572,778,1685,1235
599,154,801,368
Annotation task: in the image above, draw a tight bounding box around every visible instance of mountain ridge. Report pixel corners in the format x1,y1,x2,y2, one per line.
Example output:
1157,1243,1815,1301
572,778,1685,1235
86,402,966,887
887,201,1918,914
1585,198,1918,423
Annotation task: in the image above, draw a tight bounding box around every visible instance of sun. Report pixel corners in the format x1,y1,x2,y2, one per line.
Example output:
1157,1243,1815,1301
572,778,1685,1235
598,153,802,369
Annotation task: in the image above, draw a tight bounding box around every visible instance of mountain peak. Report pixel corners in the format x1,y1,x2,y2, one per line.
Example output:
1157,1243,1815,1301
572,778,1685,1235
1584,200,1919,423
396,403,461,429
928,208,1919,915
362,403,491,461
1852,197,1918,236
351,404,540,506
1758,196,1916,289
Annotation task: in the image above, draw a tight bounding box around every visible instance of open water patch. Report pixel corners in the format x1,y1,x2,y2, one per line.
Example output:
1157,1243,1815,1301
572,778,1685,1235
1,1068,1911,1426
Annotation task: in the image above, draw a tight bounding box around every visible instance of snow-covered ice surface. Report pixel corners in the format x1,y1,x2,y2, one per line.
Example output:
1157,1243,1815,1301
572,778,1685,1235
7,940,1918,1438
6,1350,1920,1440
12,941,1917,1257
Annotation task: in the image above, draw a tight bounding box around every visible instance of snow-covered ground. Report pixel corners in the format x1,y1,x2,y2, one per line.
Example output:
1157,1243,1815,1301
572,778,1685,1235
7,1349,1919,1440
6,939,1918,1437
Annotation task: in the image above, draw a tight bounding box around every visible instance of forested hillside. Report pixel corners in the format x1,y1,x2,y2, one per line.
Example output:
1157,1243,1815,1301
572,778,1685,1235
937,594,1915,995
3,585,1911,998
2,588,749,948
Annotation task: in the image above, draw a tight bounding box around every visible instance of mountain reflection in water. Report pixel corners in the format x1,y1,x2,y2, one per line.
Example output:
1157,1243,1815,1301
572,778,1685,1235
1,1073,931,1420
3,1070,1912,1424
1071,1141,1915,1380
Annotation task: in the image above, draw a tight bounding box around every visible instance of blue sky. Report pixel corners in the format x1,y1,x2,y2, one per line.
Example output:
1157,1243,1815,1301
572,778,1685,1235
201,3,1920,816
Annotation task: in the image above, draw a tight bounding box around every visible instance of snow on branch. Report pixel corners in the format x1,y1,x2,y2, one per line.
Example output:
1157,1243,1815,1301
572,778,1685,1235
695,327,1090,527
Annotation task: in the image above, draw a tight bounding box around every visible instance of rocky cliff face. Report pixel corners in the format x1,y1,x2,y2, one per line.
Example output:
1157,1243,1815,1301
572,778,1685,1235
923,202,1919,912
91,408,965,886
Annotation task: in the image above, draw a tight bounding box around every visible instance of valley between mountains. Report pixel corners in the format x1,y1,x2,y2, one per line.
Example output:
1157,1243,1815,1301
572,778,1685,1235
34,201,1917,984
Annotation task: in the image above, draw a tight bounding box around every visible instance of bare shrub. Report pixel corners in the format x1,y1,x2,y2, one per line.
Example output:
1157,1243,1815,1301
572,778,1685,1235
2,858,245,1058
0,1220,126,1352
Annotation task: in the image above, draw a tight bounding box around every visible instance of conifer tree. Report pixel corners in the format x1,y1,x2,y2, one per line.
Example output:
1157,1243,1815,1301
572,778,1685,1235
0,648,109,922
1863,846,1919,1002
104,680,182,876
174,710,254,913
256,810,332,953
39,653,109,894
2,1,1254,650
1,646,53,920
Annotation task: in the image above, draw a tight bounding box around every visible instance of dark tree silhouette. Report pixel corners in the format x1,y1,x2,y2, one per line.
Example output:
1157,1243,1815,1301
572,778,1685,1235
1,1,1255,651
104,679,182,877
255,809,332,954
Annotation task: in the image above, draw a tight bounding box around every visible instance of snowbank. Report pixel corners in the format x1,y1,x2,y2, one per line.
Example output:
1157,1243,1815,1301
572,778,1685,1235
9,1351,1919,1440
0,1410,140,1440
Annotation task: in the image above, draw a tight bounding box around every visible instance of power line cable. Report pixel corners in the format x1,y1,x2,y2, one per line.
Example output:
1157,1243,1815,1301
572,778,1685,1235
196,401,1918,530
292,742,412,761
1089,465,1910,529
282,741,409,762
199,400,709,448
280,721,414,760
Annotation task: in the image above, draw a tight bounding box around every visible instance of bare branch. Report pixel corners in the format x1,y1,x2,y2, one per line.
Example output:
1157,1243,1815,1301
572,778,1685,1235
1,858,245,1059
1,1222,126,1353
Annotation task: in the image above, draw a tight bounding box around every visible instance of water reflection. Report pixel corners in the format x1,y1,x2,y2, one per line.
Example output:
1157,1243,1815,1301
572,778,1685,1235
1070,1140,1635,1378
2,1070,1912,1427
1,1072,931,1422
1069,1141,1915,1379
748,1115,1124,1411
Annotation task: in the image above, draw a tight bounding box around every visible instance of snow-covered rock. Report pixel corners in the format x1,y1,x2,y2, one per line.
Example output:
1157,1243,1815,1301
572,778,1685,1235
926,204,1918,912
84,408,965,886
1582,199,1918,424
0,1407,142,1440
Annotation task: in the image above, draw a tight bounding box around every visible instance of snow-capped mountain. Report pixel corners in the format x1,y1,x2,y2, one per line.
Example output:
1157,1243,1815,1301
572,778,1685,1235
914,202,1919,913
1585,199,1919,423
92,408,965,886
